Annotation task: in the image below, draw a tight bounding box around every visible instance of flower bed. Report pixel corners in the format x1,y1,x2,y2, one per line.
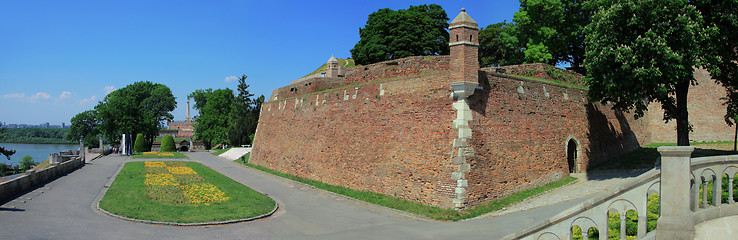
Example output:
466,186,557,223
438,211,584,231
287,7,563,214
99,161,275,223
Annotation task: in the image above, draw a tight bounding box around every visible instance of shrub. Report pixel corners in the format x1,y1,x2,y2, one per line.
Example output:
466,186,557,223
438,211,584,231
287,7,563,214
133,133,147,153
19,155,38,171
249,134,255,145
160,135,176,152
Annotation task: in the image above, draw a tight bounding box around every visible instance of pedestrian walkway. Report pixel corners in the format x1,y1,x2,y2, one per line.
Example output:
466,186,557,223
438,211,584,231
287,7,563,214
218,147,251,160
695,215,738,239
482,170,647,218
0,153,648,240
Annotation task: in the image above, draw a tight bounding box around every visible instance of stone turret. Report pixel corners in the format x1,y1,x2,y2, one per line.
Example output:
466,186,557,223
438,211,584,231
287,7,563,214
326,55,339,78
449,8,479,84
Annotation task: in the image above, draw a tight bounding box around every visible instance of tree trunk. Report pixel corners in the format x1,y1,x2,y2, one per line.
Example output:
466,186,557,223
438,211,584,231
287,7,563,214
675,80,690,146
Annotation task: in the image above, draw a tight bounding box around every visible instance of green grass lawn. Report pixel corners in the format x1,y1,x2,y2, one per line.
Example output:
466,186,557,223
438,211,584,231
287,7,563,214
234,154,576,221
99,161,275,223
130,152,188,159
211,147,232,156
589,142,737,171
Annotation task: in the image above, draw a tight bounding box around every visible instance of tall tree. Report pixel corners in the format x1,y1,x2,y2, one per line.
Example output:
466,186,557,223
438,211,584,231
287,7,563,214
691,0,738,138
584,0,711,146
0,124,15,160
96,81,176,149
228,75,255,146
350,4,449,65
67,110,100,147
500,0,592,70
189,88,234,149
479,22,526,67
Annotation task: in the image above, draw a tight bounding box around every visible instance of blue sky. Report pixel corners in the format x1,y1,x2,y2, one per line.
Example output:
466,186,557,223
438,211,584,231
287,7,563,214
0,0,520,126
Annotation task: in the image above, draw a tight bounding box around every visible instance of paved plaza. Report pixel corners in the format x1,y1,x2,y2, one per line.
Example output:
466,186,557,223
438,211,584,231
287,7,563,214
0,152,721,239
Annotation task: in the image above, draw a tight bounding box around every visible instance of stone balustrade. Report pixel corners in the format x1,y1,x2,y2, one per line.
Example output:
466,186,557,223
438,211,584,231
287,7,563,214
506,146,738,240
0,155,85,201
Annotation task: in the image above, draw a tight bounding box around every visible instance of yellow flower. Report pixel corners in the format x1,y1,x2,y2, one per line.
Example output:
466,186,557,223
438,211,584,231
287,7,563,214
145,174,179,186
181,183,230,205
167,166,197,175
143,151,158,155
145,161,166,168
159,152,174,156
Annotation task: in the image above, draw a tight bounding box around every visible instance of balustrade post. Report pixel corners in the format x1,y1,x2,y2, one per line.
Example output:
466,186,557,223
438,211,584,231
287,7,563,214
702,178,708,208
656,146,695,240
620,213,627,240
730,176,735,204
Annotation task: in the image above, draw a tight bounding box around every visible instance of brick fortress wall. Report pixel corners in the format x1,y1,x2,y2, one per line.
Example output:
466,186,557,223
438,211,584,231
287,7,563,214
252,56,462,207
251,56,654,208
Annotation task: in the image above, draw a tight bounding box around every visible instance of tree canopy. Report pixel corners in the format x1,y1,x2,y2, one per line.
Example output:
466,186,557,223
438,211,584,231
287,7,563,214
68,110,100,147
350,4,449,65
96,81,176,148
584,0,713,146
189,88,234,149
479,0,592,70
228,75,258,146
0,124,15,160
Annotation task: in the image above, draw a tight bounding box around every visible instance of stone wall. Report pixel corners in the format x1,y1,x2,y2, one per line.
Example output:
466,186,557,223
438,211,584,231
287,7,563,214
643,68,732,143
0,157,85,201
252,63,655,208
253,70,460,208
462,71,649,206
269,56,449,101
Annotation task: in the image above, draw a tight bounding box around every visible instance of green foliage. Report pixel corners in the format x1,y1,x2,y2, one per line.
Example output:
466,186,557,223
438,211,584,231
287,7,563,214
227,75,259,147
133,133,147,153
584,0,711,146
249,134,255,145
67,110,100,147
96,81,176,147
0,124,14,160
479,22,525,67
129,152,187,159
99,161,275,223
688,0,738,127
0,127,75,144
18,155,37,172
238,157,578,221
647,194,660,232
189,89,235,149
350,4,449,65
500,0,592,69
160,135,176,152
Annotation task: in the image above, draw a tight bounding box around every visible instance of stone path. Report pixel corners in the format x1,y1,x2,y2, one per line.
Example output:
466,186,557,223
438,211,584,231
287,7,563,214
482,170,648,218
0,153,643,240
218,147,252,160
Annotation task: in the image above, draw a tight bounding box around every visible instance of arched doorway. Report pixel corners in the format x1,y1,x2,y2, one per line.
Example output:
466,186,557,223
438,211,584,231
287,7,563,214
567,139,578,173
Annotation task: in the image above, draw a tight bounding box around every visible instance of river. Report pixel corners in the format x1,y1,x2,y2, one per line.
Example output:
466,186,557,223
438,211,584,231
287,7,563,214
0,143,79,166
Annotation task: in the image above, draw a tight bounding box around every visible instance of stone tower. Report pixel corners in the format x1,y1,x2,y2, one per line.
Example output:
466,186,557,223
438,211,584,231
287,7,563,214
326,55,339,77
185,100,191,122
449,8,479,83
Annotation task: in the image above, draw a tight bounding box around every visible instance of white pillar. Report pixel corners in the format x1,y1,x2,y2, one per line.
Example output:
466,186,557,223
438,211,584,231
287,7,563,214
656,146,695,240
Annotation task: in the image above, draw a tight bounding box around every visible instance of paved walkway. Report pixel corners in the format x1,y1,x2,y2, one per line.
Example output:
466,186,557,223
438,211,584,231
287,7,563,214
218,147,252,160
0,153,638,239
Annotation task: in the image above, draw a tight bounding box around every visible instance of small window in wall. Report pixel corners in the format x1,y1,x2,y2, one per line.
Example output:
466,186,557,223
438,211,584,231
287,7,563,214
470,35,473,41
567,139,577,173
456,35,459,41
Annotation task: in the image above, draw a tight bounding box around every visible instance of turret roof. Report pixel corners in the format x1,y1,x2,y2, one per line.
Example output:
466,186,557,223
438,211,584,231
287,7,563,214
328,55,338,63
451,8,476,24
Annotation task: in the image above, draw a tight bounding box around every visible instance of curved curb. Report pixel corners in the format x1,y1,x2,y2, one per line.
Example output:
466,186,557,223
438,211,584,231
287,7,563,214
92,157,279,226
96,201,279,226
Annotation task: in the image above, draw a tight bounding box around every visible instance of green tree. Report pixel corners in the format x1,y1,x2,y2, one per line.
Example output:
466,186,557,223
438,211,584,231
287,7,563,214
691,0,738,142
189,88,234,149
350,4,449,65
0,124,15,160
18,155,37,172
479,22,526,67
228,75,255,147
68,110,100,147
503,0,592,70
133,133,146,153
96,81,176,148
160,135,176,152
584,0,711,146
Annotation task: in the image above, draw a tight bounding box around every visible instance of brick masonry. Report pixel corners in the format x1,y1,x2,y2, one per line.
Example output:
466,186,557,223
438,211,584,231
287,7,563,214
250,9,730,209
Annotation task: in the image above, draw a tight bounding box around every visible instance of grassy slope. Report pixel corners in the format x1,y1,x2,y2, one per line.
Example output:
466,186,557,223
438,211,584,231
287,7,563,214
130,152,188,159
301,58,356,78
235,153,576,221
99,161,275,223
210,147,232,156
